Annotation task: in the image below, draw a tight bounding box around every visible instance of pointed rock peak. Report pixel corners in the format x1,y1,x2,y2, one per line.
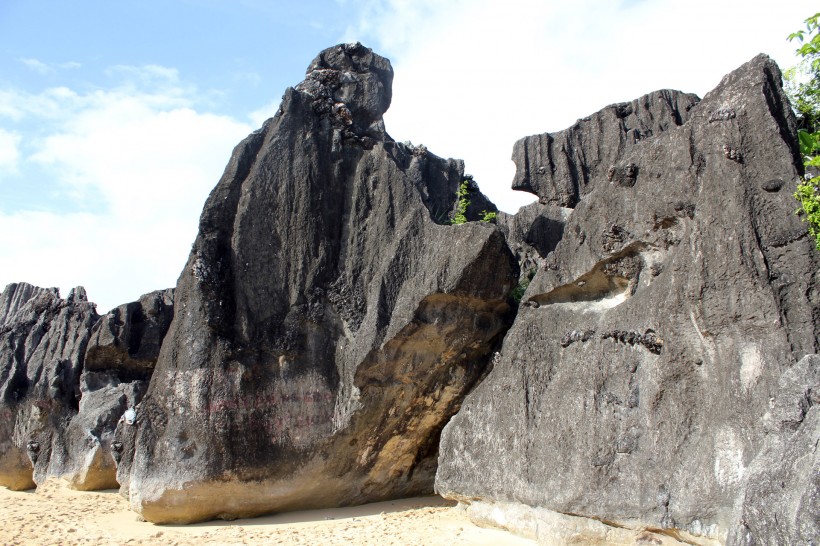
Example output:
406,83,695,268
67,286,88,303
707,53,780,95
297,42,394,135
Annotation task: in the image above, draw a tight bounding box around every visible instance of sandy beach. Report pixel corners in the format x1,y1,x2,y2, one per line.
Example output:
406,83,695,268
0,480,534,545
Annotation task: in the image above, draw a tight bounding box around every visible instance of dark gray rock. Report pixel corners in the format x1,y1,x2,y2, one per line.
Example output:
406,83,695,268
60,289,174,490
0,284,174,492
496,201,568,288
511,89,700,207
121,43,517,523
728,354,819,546
0,282,98,489
436,54,819,544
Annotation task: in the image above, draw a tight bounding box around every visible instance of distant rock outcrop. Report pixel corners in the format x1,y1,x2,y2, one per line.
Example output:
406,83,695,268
119,43,516,523
436,54,819,545
0,283,98,489
511,90,700,207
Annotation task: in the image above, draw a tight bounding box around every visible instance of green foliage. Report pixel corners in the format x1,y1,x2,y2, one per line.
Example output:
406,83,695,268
450,180,497,225
787,13,820,250
452,180,470,225
510,268,536,304
798,129,820,166
786,13,820,130
480,210,498,223
795,178,820,250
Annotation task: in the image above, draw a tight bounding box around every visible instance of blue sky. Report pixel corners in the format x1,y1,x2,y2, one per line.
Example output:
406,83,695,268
0,0,811,311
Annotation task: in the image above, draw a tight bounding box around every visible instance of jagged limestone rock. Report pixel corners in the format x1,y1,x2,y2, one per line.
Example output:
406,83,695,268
496,201,568,294
0,283,174,492
436,54,819,544
63,289,174,490
121,43,517,523
0,283,98,489
511,90,700,207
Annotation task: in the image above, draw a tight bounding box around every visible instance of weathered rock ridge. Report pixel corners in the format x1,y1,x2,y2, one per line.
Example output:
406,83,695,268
68,289,174,490
0,284,173,491
118,43,516,523
0,283,98,490
436,54,819,545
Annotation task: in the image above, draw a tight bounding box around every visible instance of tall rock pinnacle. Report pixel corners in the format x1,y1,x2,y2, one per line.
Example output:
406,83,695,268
118,43,516,523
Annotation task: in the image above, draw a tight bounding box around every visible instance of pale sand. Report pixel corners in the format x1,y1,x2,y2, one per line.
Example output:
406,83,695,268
0,480,534,545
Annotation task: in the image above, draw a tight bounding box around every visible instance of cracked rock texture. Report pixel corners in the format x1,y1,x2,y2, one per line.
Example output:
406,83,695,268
0,284,174,492
436,54,819,544
0,283,98,490
64,289,174,490
120,43,516,523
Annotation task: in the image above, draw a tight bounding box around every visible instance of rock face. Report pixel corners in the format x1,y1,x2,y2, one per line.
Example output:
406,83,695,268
0,283,98,490
63,289,174,490
728,354,819,545
512,89,700,208
121,43,517,523
0,284,174,492
496,202,568,291
436,54,819,544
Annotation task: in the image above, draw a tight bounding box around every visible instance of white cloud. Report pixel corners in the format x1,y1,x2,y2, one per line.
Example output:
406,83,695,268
344,0,809,212
106,64,182,86
0,67,253,311
0,129,21,174
234,71,263,87
19,57,51,74
18,58,82,75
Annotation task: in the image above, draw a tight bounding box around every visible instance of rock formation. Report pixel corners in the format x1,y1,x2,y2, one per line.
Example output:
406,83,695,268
0,283,98,489
0,284,173,491
728,354,819,544
436,54,819,545
64,289,174,490
1,45,816,545
118,43,516,523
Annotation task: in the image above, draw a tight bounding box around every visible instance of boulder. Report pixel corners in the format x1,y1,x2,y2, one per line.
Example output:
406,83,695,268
436,54,819,544
0,283,98,489
121,43,517,523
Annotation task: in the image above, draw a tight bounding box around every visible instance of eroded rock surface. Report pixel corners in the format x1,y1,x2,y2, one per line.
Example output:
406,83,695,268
512,89,700,207
0,283,98,489
728,354,819,545
63,289,174,490
496,202,568,293
0,284,174,492
436,54,819,544
121,43,517,523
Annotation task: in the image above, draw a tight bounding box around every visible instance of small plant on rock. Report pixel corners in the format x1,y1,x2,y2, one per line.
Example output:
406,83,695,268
511,268,536,304
452,180,470,225
795,178,820,249
480,210,498,223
